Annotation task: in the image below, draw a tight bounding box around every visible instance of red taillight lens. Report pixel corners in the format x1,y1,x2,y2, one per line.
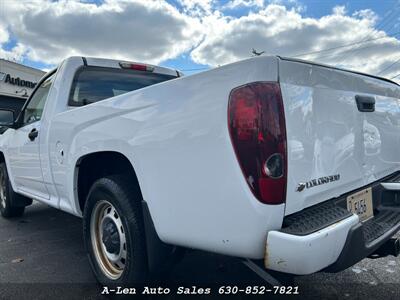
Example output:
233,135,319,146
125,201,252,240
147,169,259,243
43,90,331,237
228,82,287,205
119,62,155,72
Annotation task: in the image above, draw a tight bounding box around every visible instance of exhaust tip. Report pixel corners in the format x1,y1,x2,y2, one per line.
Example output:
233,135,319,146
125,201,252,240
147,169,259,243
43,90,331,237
369,238,400,259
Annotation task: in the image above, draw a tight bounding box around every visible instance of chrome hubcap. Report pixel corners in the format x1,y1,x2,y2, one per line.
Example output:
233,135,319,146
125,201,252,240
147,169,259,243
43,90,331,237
90,200,127,280
0,169,6,209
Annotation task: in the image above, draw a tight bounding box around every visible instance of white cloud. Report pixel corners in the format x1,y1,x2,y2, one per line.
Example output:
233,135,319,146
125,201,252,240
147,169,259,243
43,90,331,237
0,1,399,82
332,5,347,16
0,25,9,45
190,4,400,81
0,0,203,65
0,43,27,63
224,0,265,10
179,0,215,17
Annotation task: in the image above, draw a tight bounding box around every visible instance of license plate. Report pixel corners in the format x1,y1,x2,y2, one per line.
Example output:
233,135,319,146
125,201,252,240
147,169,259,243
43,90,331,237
347,187,374,222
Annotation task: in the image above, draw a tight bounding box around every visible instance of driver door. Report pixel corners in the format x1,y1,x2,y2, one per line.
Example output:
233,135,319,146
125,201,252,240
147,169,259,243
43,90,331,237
7,73,55,200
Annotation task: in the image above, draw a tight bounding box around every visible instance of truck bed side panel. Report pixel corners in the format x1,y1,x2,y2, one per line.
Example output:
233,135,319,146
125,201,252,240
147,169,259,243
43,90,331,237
48,56,284,258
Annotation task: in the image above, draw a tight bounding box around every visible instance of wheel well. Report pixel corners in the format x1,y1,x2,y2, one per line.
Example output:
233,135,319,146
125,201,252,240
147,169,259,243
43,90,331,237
0,152,5,164
76,152,141,213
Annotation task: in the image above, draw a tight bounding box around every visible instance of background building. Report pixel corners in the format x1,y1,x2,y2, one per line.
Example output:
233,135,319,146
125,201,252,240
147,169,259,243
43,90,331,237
0,59,45,116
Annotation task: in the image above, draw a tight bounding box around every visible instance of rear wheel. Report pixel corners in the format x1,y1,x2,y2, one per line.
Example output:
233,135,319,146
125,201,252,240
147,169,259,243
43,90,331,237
0,163,31,218
83,175,148,286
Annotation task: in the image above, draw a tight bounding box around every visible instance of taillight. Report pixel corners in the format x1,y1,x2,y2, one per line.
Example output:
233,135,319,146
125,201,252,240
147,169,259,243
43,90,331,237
119,62,155,72
228,82,287,205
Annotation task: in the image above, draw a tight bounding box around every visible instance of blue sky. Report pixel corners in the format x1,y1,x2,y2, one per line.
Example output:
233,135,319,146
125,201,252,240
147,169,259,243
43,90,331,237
166,0,399,73
0,0,399,80
168,0,399,76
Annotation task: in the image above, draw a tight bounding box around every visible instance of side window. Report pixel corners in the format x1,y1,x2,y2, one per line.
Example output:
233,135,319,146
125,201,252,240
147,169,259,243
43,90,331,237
23,74,54,125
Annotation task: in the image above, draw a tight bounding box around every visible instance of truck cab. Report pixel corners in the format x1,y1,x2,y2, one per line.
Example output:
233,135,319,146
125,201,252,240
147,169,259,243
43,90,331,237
0,57,178,211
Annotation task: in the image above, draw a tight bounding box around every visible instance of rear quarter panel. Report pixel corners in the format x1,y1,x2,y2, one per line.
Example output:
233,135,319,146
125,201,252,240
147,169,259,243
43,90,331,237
49,56,284,259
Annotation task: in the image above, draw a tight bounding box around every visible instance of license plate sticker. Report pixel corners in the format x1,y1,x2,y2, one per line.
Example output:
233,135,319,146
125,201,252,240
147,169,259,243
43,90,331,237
347,187,374,222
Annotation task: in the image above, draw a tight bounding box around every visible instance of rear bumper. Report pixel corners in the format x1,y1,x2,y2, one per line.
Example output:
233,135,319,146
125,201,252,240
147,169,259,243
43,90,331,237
327,210,400,272
265,214,359,275
265,173,400,275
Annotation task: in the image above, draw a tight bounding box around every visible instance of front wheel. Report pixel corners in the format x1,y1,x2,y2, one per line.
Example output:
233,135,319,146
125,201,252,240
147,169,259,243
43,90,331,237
0,163,32,218
83,175,148,286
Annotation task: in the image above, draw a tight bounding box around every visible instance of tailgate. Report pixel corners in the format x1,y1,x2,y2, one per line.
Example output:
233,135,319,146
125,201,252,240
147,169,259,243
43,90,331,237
279,58,400,215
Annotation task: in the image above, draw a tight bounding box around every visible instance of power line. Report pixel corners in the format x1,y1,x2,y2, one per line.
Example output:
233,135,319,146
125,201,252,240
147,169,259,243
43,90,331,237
181,34,400,73
293,32,400,58
310,32,400,61
334,6,400,64
391,73,400,79
293,5,400,59
365,6,399,37
377,57,400,75
182,8,400,73
180,67,209,71
318,31,400,61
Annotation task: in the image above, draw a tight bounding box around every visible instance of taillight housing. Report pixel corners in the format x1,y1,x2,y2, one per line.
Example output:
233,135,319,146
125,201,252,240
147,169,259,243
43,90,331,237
119,62,155,72
228,82,287,205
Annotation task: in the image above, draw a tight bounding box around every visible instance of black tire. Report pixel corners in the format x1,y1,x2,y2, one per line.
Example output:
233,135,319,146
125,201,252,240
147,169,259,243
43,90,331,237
0,163,32,218
83,175,148,286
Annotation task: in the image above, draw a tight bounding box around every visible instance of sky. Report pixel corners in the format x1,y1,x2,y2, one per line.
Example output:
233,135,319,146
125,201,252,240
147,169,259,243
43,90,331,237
0,0,399,82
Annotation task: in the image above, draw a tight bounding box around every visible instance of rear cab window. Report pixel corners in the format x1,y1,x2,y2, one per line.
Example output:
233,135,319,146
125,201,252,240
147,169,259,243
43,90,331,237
68,66,177,106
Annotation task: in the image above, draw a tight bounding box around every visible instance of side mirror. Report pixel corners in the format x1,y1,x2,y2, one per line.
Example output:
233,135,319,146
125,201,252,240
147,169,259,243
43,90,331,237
0,109,15,127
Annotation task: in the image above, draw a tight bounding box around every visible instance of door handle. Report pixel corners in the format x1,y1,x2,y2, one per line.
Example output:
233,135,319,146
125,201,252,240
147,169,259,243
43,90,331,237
355,95,375,112
28,128,39,141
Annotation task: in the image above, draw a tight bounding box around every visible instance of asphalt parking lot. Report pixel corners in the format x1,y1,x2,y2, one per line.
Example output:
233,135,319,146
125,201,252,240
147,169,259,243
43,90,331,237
0,202,399,300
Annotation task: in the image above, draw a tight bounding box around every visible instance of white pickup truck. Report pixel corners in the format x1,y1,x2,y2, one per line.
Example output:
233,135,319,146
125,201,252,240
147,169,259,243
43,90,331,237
0,56,399,285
